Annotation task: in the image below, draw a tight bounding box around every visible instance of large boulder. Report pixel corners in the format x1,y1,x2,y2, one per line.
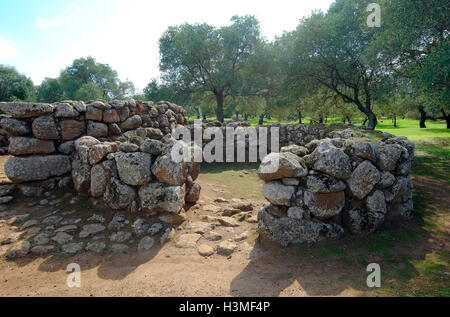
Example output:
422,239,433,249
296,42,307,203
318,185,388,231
139,182,185,213
262,181,295,206
103,109,120,123
104,178,136,210
258,152,307,181
5,155,71,183
0,102,53,118
121,115,142,131
90,161,117,198
374,143,403,171
258,206,344,246
151,154,188,185
114,152,153,186
60,120,85,140
0,118,31,136
377,171,395,189
306,173,346,193
304,191,345,220
365,190,387,214
305,140,352,179
89,142,117,165
348,161,380,200
344,140,376,162
87,121,108,138
32,115,59,139
8,137,55,155
85,105,103,121
344,208,385,235
54,103,79,118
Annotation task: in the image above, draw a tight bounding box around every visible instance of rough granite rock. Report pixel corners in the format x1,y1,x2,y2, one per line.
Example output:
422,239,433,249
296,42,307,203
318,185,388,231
55,103,79,118
344,208,385,235
258,206,344,246
304,191,345,220
114,152,153,186
375,143,403,171
104,178,136,210
32,115,59,139
139,182,185,213
5,155,71,183
0,117,31,136
305,140,352,179
121,115,142,131
87,121,108,138
348,161,380,200
8,136,55,155
306,173,346,193
151,154,188,185
365,190,387,214
280,144,309,157
262,181,295,206
185,183,201,203
60,120,85,140
0,102,53,118
258,152,307,182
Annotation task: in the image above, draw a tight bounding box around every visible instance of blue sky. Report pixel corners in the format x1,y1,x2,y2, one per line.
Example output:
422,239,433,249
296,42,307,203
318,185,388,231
0,0,333,91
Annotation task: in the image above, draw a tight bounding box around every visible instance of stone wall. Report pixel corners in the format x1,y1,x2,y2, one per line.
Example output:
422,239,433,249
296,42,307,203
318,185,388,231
0,100,196,218
257,134,415,246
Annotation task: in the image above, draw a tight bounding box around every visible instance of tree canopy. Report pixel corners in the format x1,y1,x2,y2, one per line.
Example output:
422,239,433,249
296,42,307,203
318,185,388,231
0,65,35,102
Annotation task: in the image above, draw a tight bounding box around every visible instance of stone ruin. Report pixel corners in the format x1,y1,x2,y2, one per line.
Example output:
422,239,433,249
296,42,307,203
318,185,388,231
256,129,415,246
0,100,200,224
0,100,415,252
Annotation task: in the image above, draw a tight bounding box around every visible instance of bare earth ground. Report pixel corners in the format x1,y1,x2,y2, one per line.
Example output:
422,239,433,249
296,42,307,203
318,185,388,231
0,160,449,297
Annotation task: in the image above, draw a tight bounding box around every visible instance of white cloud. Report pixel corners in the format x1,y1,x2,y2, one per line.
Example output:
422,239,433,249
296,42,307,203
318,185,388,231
36,18,59,29
0,37,20,59
35,3,81,30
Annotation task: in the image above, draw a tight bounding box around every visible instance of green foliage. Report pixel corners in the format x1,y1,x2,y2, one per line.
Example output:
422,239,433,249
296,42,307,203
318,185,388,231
159,16,262,121
37,56,135,102
0,65,36,102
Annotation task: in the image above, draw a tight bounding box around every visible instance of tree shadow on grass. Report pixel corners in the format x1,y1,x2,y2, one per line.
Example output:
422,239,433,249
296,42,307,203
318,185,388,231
230,220,437,296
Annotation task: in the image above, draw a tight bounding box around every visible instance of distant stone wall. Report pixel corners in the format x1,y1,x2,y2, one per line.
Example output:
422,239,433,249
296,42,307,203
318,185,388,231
0,100,198,218
257,133,415,246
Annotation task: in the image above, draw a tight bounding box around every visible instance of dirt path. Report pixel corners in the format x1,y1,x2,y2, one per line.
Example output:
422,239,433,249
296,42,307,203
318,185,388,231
0,162,448,297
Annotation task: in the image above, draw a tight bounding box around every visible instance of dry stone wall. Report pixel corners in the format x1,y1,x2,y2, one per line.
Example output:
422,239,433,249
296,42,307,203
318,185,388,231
257,133,415,246
0,100,199,220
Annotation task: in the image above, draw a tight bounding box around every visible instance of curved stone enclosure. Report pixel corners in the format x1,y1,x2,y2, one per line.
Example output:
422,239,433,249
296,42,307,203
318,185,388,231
0,101,415,247
0,100,200,221
257,131,415,246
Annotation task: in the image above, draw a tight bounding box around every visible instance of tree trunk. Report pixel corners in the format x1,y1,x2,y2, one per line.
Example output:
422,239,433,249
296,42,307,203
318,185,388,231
366,112,377,130
215,91,224,123
441,109,450,129
419,106,427,128
244,114,249,121
319,116,323,124
203,114,207,120
393,116,397,128
346,116,352,124
362,118,368,126
298,111,302,124
258,114,264,125
235,112,239,121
